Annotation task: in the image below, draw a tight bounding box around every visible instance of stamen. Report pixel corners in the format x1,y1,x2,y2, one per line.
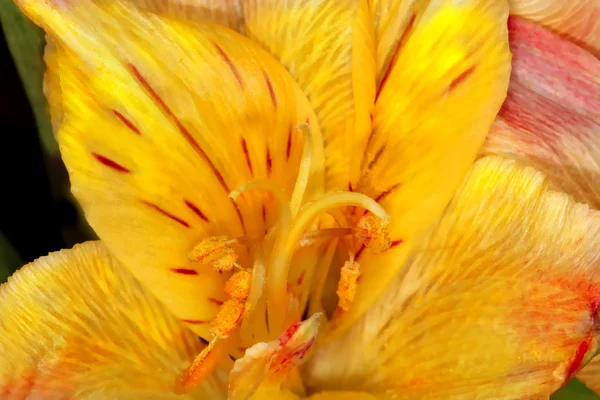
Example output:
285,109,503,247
267,192,390,331
299,228,353,247
336,261,360,311
290,123,313,217
240,239,268,342
174,337,224,394
211,299,245,338
188,236,239,272
225,269,251,300
354,214,391,252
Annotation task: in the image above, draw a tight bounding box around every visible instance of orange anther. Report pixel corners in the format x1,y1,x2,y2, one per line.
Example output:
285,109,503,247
225,269,251,300
188,236,238,272
211,299,245,338
336,261,360,311
354,214,391,253
174,339,223,394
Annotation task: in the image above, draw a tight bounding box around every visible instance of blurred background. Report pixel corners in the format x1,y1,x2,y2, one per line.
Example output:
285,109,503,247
0,3,596,398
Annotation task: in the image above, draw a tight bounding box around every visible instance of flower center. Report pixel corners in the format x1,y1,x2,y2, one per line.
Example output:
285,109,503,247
176,124,391,393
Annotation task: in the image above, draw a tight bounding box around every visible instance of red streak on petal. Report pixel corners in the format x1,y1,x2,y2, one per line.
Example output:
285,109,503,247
128,64,231,195
374,183,400,203
297,271,305,286
241,138,253,175
389,239,404,249
112,110,141,135
449,66,476,92
141,200,190,228
354,244,366,261
368,146,385,170
279,322,300,346
213,41,243,88
171,268,198,275
184,200,209,222
182,319,210,325
266,147,273,175
286,126,293,160
231,198,246,234
208,297,224,306
565,337,591,380
376,13,416,100
92,152,130,173
263,70,277,108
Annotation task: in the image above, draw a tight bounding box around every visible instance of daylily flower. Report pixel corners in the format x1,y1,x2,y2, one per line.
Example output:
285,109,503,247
2,0,600,399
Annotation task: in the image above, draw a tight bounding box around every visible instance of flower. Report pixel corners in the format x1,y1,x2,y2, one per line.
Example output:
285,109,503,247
1,0,600,399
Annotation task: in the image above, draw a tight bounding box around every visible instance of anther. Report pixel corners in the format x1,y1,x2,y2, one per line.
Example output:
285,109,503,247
336,261,360,311
354,214,391,253
174,338,224,394
211,299,245,338
188,236,239,272
225,269,251,300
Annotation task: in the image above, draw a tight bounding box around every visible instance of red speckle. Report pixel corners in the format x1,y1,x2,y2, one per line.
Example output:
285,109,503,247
213,41,243,88
171,268,198,275
231,198,246,234
368,146,385,170
354,244,366,261
449,66,476,91
286,126,293,160
184,200,209,222
389,239,404,249
141,200,190,228
374,183,400,203
377,13,416,100
241,138,253,175
182,319,209,325
279,322,300,346
112,110,141,135
263,70,277,108
348,182,354,192
128,64,230,193
266,148,273,175
297,271,305,286
262,203,267,224
92,152,130,173
208,297,224,306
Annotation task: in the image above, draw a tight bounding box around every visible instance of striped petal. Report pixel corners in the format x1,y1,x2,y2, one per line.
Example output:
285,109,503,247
484,16,600,209
325,0,511,338
131,0,243,29
306,157,600,398
15,0,323,340
241,0,376,191
509,0,600,57
0,242,225,399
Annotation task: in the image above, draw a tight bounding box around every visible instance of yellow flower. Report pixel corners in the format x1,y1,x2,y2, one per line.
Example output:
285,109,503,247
1,0,600,399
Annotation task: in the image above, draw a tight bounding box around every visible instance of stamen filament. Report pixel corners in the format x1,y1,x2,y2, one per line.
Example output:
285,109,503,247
299,228,353,247
240,238,268,342
290,123,313,217
267,192,391,331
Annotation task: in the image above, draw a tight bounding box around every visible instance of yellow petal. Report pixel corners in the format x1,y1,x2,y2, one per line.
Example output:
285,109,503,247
242,0,376,190
509,0,600,57
306,157,600,398
484,17,600,209
326,0,511,338
0,242,226,399
131,0,243,29
15,0,323,339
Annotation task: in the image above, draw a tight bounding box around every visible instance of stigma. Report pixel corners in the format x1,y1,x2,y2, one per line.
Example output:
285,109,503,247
175,123,391,393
